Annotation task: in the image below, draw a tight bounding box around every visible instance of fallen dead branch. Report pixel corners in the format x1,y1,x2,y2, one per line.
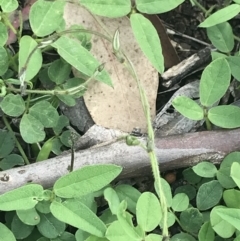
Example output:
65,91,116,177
0,129,240,194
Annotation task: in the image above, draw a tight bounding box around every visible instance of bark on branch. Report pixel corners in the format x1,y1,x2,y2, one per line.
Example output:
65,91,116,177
1,129,240,194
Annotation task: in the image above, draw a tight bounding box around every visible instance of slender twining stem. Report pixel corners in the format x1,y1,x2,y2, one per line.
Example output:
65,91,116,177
2,115,30,165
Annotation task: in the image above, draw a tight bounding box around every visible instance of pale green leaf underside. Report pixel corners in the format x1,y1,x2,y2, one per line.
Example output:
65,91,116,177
52,36,112,86
80,0,131,18
130,13,164,74
199,4,240,28
136,0,185,14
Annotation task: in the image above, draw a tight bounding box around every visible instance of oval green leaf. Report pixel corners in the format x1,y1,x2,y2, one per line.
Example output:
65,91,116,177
0,222,16,241
130,13,164,74
0,184,43,211
180,208,203,233
227,56,240,81
136,192,162,232
172,193,189,212
29,100,59,128
200,58,231,106
50,200,106,237
53,164,122,198
223,189,240,208
231,162,240,188
136,0,184,14
172,96,204,120
0,0,18,12
17,207,40,226
20,114,45,144
80,0,131,18
199,4,240,28
210,206,235,238
207,22,234,52
192,162,217,178
37,212,66,239
0,46,9,75
196,180,223,211
198,221,215,241
0,22,8,46
52,36,112,86
19,36,42,82
0,94,25,117
29,0,65,36
208,105,240,128
0,130,15,159
217,152,240,188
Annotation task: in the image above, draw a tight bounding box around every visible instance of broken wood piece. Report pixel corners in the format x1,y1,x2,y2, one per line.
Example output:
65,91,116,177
161,47,212,88
0,129,240,195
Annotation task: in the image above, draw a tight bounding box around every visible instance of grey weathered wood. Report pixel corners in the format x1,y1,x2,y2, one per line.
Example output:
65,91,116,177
0,129,240,194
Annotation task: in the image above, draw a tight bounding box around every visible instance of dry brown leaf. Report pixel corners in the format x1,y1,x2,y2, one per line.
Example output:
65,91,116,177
64,3,158,133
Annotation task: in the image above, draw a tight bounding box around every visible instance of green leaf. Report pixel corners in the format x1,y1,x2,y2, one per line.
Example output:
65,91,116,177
223,189,240,208
53,164,122,198
180,207,203,233
52,36,112,86
19,36,42,82
159,211,176,228
0,184,43,211
103,187,120,215
0,0,18,12
231,162,240,188
174,185,196,201
29,100,59,128
0,222,16,241
115,184,141,214
158,178,172,207
198,221,215,241
208,105,240,128
17,208,40,226
37,212,66,239
172,193,189,212
106,220,134,241
171,232,196,241
53,115,69,135
206,22,234,52
117,201,144,240
0,46,9,75
20,114,45,143
59,130,71,147
182,167,201,184
0,154,24,170
11,213,34,239
216,208,240,232
210,206,235,238
80,0,131,18
197,180,223,211
0,94,25,117
29,0,65,36
135,0,185,14
57,93,76,107
217,152,240,188
227,56,240,81
199,4,240,28
172,96,204,120
200,58,231,106
0,130,15,158
48,59,71,84
145,234,163,241
0,22,8,46
130,13,164,74
50,200,106,237
192,162,217,178
136,192,162,232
